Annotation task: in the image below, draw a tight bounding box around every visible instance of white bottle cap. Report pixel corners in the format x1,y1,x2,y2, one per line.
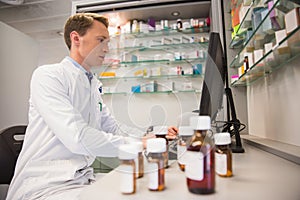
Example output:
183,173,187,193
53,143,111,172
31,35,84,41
130,141,143,152
190,116,211,130
214,132,231,145
153,126,168,134
146,138,166,153
118,144,138,160
178,126,194,136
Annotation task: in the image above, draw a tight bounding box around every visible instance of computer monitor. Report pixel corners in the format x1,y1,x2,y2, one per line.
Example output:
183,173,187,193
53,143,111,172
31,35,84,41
199,32,225,121
197,31,245,153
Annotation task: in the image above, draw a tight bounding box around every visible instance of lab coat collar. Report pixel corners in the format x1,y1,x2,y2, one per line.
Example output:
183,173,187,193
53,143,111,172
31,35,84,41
62,57,91,89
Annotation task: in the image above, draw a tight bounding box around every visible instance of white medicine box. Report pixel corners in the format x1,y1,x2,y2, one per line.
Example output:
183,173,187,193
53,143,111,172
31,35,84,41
285,8,300,35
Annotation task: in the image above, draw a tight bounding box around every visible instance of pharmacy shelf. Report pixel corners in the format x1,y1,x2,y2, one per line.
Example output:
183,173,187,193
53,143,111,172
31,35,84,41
231,26,300,86
102,90,201,95
110,26,210,39
107,41,209,55
229,0,255,49
229,0,281,59
98,74,203,81
102,58,206,68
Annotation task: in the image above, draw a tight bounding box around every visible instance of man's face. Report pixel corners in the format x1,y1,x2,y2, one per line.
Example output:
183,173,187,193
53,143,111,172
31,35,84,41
78,20,110,68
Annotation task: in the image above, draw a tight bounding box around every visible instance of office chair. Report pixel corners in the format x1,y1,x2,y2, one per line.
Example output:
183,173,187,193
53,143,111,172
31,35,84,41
0,125,27,200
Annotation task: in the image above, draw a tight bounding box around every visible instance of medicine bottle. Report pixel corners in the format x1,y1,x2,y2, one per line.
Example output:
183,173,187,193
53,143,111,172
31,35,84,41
146,138,167,191
131,141,144,178
177,126,193,171
118,144,137,194
177,19,182,31
185,116,215,194
155,131,169,168
214,132,232,177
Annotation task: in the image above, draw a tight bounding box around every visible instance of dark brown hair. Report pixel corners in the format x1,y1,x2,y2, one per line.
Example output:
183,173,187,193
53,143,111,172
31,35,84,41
64,13,109,49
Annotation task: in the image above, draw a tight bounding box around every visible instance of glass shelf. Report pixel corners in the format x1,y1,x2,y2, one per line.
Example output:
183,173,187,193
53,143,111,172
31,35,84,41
99,74,204,81
110,27,210,39
107,41,209,54
101,57,206,68
231,26,300,86
229,0,256,48
102,90,201,95
229,0,296,68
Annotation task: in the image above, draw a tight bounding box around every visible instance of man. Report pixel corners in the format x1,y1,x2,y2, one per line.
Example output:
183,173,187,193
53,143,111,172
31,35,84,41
6,13,177,200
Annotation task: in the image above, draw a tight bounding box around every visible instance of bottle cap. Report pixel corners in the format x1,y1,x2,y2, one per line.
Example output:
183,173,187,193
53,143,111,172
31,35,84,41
146,138,166,153
130,141,143,152
190,116,211,130
214,132,231,145
118,144,138,160
178,126,194,136
153,126,168,134
155,131,167,136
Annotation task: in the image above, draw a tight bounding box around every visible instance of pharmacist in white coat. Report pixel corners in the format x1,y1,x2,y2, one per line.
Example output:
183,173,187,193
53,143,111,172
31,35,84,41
6,13,178,200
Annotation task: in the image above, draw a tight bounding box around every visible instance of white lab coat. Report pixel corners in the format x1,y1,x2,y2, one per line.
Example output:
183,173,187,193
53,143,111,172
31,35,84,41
6,57,144,200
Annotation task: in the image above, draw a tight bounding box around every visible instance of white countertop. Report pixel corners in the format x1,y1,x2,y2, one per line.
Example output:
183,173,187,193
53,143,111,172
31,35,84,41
80,144,300,200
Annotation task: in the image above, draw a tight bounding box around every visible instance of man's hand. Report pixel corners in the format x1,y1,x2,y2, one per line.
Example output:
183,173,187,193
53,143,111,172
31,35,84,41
166,126,178,140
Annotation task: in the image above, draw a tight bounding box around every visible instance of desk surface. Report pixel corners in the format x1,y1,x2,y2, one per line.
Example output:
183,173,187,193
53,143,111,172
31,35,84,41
80,144,300,200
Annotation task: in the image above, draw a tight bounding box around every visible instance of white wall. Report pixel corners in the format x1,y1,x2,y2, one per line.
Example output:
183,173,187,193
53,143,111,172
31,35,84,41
248,57,300,147
37,38,69,66
0,21,38,130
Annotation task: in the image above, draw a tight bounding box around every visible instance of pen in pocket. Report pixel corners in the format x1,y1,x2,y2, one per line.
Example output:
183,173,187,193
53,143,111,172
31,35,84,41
98,102,102,111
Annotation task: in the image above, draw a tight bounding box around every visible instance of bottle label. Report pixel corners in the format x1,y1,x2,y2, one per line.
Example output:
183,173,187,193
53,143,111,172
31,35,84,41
185,151,204,181
177,145,188,165
134,156,139,178
215,153,227,175
119,165,134,193
148,162,159,190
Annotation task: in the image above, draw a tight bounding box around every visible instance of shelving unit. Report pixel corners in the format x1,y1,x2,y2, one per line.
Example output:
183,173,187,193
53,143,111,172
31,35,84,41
228,0,300,87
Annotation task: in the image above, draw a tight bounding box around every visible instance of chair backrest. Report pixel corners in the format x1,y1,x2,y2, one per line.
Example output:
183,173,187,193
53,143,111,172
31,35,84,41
0,125,27,184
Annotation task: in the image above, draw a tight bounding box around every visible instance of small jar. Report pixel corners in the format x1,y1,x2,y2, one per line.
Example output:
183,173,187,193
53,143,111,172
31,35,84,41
118,144,137,194
177,126,193,171
214,132,233,177
146,138,167,191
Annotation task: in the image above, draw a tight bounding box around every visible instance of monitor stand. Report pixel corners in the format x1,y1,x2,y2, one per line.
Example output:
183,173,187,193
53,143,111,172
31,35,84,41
223,87,245,153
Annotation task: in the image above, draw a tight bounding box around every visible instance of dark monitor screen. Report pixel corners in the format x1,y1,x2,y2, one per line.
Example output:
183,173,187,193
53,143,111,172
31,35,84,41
199,32,226,121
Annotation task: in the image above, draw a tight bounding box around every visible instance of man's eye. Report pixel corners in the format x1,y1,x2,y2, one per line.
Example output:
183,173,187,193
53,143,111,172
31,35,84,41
98,38,105,43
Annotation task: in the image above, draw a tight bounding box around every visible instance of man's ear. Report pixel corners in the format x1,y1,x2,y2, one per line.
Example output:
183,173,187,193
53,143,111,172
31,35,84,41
70,31,80,47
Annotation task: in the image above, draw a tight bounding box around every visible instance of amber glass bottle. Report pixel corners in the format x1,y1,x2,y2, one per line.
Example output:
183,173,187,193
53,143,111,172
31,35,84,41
118,144,137,194
214,132,233,177
146,138,167,191
185,116,215,194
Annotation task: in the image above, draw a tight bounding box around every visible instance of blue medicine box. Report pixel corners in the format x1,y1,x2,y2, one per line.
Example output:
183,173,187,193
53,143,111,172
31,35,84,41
193,63,202,75
131,85,141,93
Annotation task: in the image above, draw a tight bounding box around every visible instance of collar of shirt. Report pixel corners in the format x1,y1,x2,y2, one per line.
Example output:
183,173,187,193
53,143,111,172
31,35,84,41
66,56,93,83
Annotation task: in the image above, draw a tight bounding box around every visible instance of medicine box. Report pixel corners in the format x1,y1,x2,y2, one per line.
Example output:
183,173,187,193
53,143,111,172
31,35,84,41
131,85,141,93
253,49,264,65
238,65,245,77
285,7,300,35
275,29,288,47
159,81,174,92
